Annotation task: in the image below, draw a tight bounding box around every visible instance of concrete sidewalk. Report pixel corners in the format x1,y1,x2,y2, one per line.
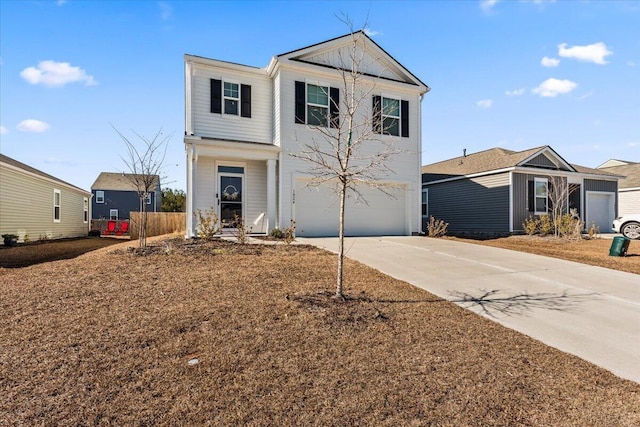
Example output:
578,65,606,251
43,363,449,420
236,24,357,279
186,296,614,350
297,236,640,384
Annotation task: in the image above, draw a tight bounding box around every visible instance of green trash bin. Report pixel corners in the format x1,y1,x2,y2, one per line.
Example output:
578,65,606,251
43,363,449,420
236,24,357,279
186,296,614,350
609,236,631,257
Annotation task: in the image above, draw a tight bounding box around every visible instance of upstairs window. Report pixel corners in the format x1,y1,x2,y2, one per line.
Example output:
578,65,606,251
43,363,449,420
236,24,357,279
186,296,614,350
373,95,409,137
295,81,339,128
96,190,104,203
54,189,61,222
210,79,251,118
145,193,152,205
224,82,239,115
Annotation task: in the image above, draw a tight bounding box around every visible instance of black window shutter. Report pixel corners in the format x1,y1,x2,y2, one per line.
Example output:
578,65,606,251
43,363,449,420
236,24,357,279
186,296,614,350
401,100,409,137
528,180,534,212
211,79,222,114
330,87,339,128
372,95,381,133
241,84,251,118
295,81,305,124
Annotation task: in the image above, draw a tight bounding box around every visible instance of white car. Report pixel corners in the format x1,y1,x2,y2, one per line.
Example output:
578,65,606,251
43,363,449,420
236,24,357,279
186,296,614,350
612,215,640,239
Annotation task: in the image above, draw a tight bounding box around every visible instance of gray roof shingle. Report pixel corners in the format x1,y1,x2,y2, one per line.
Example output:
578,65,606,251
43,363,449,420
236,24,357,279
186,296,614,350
91,172,160,191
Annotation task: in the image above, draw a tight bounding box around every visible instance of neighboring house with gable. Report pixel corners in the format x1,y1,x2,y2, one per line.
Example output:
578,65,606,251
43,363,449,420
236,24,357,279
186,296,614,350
0,153,91,242
421,146,620,235
91,172,161,221
597,160,640,215
184,31,429,237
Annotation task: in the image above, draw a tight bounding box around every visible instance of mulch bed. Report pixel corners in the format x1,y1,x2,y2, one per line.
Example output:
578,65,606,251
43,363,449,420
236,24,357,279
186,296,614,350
1,237,639,426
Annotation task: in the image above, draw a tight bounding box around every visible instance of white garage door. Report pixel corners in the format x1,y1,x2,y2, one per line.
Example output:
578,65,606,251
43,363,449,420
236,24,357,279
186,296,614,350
294,179,407,237
586,192,615,233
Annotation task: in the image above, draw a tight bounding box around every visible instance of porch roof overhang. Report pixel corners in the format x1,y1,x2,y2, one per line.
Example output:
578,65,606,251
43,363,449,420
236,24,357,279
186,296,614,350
185,136,280,161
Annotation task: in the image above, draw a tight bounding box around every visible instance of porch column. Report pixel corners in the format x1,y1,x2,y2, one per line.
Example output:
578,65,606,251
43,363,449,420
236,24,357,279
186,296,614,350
267,158,276,232
185,144,198,238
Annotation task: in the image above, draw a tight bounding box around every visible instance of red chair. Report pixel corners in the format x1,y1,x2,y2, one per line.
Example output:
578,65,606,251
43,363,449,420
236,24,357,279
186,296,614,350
103,220,116,235
116,221,129,236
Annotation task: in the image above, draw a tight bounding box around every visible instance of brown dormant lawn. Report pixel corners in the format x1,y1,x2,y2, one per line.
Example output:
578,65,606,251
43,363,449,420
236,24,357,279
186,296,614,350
1,237,639,426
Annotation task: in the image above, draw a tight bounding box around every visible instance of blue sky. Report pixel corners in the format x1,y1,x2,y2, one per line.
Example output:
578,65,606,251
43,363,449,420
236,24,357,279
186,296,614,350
1,0,638,192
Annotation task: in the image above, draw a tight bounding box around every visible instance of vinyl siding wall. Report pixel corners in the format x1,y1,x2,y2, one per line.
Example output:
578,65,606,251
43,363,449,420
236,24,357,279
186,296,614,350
274,67,422,234
191,64,272,144
524,154,558,168
92,190,160,220
426,173,510,234
0,163,89,241
618,190,640,216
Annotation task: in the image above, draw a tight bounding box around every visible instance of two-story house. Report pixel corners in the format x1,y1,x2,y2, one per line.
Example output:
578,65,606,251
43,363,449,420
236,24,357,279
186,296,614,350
184,31,429,237
91,172,161,221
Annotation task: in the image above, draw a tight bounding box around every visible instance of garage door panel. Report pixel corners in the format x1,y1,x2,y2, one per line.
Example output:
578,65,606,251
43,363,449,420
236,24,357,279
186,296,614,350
295,180,406,237
586,192,614,233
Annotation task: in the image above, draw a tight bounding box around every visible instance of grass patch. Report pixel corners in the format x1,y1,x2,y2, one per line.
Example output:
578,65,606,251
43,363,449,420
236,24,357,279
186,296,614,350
1,238,639,425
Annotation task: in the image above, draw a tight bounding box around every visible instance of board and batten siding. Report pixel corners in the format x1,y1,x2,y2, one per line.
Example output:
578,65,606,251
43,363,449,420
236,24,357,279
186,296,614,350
274,67,422,234
191,64,272,144
427,173,510,234
0,163,89,241
524,154,559,169
193,157,269,233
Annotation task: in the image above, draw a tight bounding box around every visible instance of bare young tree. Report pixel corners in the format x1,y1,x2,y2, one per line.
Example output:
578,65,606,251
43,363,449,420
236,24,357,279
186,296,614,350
546,175,581,238
290,23,406,298
113,126,171,248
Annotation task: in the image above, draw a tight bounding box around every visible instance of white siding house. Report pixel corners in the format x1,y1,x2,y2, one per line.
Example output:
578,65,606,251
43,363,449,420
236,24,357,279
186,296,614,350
184,31,429,237
597,160,640,216
0,154,91,242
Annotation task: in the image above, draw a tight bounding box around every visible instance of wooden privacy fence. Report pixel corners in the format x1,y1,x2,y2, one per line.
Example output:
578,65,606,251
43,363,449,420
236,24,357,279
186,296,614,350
130,212,186,240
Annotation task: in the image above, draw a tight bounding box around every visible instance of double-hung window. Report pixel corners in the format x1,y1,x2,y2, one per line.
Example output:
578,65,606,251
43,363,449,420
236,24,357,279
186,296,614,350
83,197,89,223
145,193,152,205
224,82,239,115
294,81,339,128
306,84,329,126
534,178,548,214
373,95,409,137
54,189,61,222
110,209,118,220
96,190,104,203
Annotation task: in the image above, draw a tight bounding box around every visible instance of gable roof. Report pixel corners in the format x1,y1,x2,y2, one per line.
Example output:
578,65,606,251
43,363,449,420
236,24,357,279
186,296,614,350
422,146,620,183
598,163,640,189
597,159,637,168
0,153,90,194
273,30,429,91
91,172,160,191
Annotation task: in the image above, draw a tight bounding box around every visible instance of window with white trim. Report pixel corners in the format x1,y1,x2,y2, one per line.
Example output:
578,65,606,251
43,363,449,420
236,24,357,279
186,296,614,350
224,82,239,115
83,197,89,223
535,178,548,214
145,193,152,205
110,209,118,220
54,189,61,222
421,189,428,216
306,84,329,126
96,190,104,203
382,97,400,136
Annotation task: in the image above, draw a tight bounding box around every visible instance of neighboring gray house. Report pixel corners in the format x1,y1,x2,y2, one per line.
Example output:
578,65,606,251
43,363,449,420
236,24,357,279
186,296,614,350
421,146,620,235
597,160,639,216
91,172,161,221
1,153,91,242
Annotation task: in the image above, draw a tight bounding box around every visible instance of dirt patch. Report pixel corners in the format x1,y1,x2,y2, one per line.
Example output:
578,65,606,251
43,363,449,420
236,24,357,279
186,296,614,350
0,237,125,268
1,237,638,426
448,235,640,275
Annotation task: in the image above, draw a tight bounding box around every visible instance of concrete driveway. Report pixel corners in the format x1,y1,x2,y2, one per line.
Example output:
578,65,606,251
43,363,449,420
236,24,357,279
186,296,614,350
297,236,640,384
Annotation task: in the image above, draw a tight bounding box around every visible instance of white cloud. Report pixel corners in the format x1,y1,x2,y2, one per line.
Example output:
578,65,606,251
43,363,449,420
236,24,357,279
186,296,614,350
558,42,612,65
541,56,560,67
477,99,493,109
578,91,593,100
0,125,7,134
505,88,525,96
364,28,380,37
20,60,97,87
532,78,577,97
480,0,500,12
17,119,50,133
159,2,172,21
627,61,637,67
57,0,68,5
628,142,640,148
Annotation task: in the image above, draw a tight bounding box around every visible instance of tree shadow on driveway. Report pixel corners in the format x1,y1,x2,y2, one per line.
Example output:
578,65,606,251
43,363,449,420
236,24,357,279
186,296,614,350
447,289,599,318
